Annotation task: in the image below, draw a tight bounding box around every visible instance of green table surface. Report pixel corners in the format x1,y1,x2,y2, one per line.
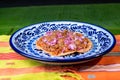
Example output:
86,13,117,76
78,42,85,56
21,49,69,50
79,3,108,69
0,3,120,35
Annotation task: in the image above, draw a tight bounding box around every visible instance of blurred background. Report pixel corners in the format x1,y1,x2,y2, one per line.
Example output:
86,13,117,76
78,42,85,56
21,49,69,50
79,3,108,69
0,0,120,35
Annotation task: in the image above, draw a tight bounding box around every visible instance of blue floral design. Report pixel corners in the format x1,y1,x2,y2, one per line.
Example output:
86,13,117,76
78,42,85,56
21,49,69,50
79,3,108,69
11,21,114,62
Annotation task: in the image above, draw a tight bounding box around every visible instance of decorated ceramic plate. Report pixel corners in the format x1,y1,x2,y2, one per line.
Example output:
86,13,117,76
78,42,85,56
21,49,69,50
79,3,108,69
9,21,116,65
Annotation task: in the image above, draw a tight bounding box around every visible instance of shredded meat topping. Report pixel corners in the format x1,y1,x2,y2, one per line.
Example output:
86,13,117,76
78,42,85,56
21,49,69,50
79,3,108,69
36,30,91,56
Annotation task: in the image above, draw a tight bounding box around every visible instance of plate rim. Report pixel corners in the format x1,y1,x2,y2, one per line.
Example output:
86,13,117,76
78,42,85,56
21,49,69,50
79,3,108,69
9,20,116,63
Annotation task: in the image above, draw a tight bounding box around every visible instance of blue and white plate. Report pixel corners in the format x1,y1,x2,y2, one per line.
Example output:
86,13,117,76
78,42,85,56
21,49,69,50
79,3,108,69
9,21,116,65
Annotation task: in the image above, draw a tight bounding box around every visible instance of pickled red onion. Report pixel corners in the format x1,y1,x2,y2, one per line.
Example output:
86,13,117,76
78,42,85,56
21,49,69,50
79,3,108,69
45,31,52,36
48,38,57,46
57,33,62,38
64,37,73,44
68,44,76,50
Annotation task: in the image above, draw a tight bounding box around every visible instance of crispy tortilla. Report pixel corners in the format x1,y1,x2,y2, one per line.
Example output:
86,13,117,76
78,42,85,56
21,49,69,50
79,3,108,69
36,30,92,56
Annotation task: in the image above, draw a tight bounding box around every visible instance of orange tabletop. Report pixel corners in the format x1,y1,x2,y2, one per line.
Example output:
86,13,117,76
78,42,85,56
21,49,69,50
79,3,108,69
0,35,120,80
